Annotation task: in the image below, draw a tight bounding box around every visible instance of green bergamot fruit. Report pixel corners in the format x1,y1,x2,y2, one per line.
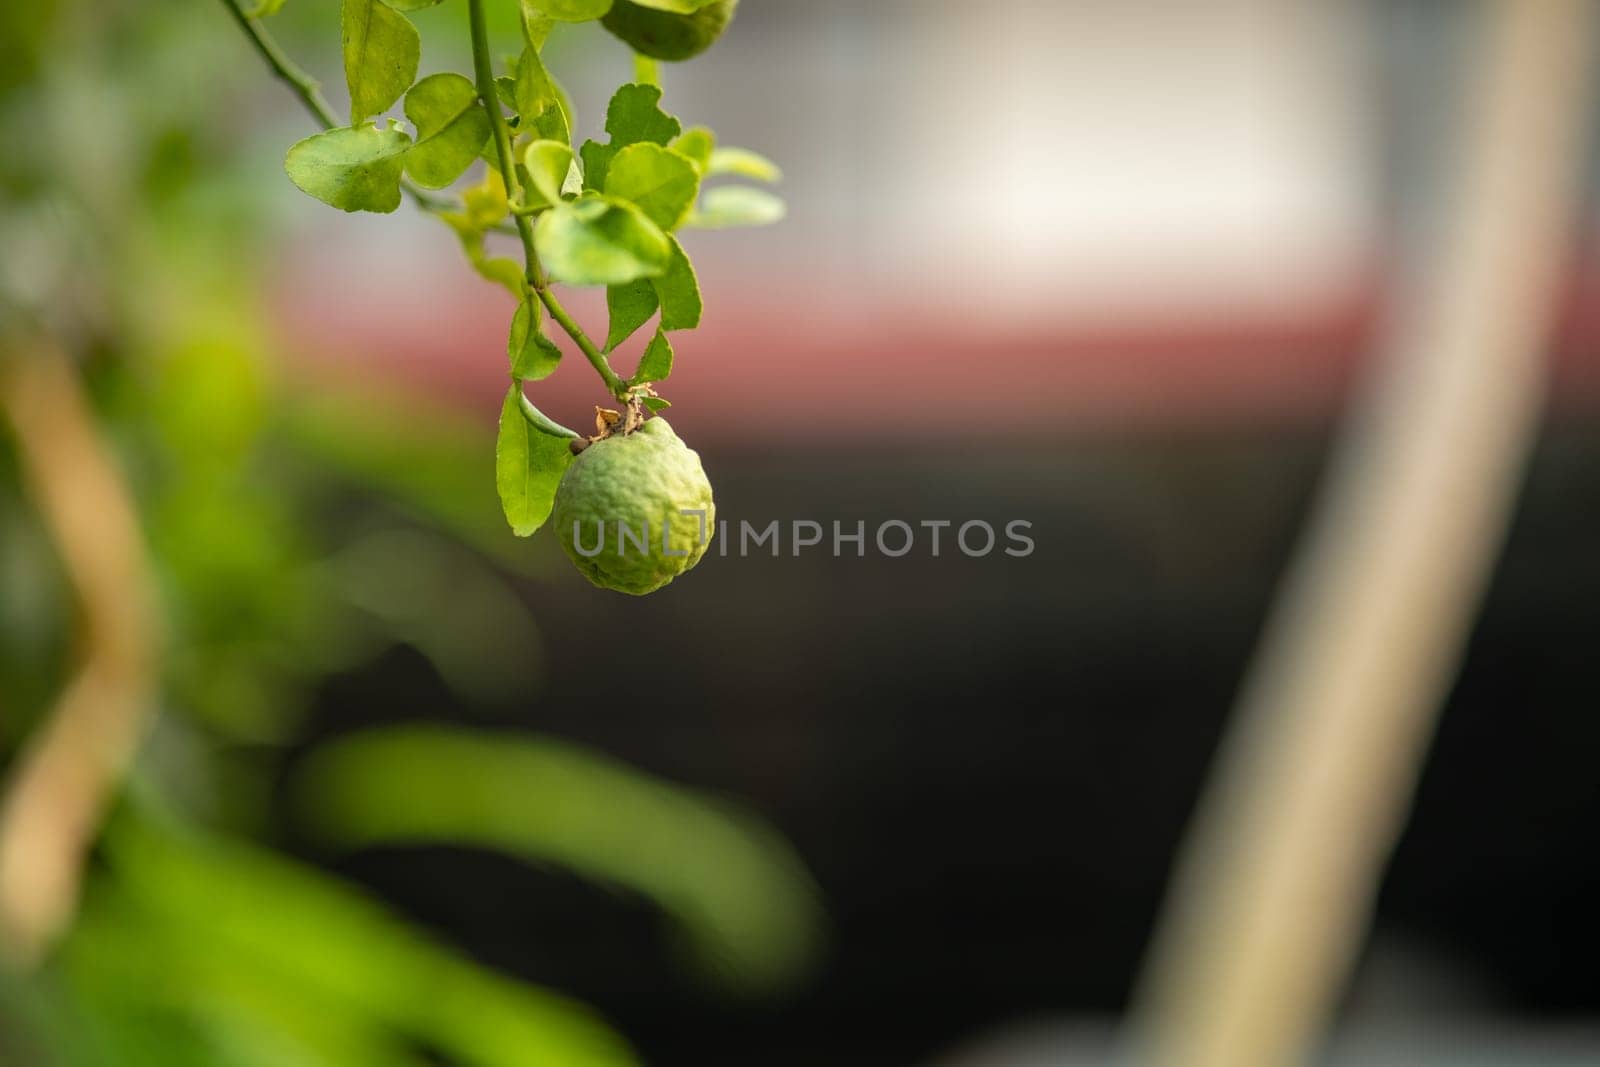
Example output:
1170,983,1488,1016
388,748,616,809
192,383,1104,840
600,0,738,62
552,417,715,595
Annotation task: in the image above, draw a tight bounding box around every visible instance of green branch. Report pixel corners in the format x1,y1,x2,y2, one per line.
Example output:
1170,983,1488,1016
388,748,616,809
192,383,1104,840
221,0,461,217
465,0,626,401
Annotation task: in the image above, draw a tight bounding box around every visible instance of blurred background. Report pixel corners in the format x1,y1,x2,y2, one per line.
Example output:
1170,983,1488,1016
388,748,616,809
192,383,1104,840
1,0,1598,1064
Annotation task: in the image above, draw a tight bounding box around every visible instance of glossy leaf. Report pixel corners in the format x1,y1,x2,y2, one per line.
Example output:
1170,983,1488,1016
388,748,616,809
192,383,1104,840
534,196,670,286
633,327,673,384
341,0,419,124
403,73,492,189
495,385,574,536
604,142,699,231
523,139,575,207
652,235,701,330
508,300,563,381
604,279,658,352
285,123,412,213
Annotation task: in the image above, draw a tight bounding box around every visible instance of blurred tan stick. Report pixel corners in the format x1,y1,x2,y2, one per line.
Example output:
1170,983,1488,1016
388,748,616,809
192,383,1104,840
1128,2,1594,1064
0,344,158,967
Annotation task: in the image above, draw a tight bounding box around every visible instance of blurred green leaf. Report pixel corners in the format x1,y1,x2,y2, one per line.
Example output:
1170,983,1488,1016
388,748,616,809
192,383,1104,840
604,143,699,231
707,145,781,183
341,0,420,124
514,45,569,146
685,185,785,229
245,0,289,16
293,726,825,992
495,385,573,535
579,83,682,192
671,126,715,173
534,196,670,286
284,124,412,214
74,812,639,1067
403,73,492,189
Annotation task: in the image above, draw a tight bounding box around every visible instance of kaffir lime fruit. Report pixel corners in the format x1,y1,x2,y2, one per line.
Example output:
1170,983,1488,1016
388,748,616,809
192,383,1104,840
601,0,738,62
552,418,715,595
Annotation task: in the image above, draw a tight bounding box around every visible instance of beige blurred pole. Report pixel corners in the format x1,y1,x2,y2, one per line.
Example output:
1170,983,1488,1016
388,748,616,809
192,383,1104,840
1128,2,1594,1065
0,344,159,967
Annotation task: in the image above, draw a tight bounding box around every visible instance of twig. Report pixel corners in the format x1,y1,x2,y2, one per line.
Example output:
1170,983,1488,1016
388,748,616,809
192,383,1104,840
1127,3,1596,1064
0,344,160,968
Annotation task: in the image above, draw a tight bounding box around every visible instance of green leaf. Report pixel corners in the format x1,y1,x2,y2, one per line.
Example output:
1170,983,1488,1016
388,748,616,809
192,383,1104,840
628,0,721,11
579,140,616,194
604,143,699,231
672,126,715,173
285,123,412,213
523,139,575,207
633,328,673,384
686,185,785,229
534,196,670,286
518,1,556,48
246,0,289,16
441,214,524,296
385,0,443,9
291,726,825,992
707,145,781,182
605,280,658,352
578,83,681,193
640,395,671,412
341,0,420,124
604,82,682,147
508,300,563,380
524,0,613,20
402,73,492,189
652,235,701,330
495,386,574,536
514,46,570,146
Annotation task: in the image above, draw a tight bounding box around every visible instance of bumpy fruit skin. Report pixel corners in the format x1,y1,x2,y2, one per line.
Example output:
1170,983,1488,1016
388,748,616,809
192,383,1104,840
601,0,738,62
552,418,715,595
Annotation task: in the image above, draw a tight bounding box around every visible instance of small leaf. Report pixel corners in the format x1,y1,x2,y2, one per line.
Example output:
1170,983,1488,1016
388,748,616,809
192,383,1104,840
604,280,658,352
603,83,681,148
523,0,613,20
285,123,413,213
463,167,510,227
514,46,554,118
579,140,616,193
640,395,671,412
508,300,563,381
673,126,715,173
342,0,420,124
633,328,673,384
708,146,781,183
440,214,524,296
604,143,699,231
495,386,574,536
652,235,701,330
403,73,493,189
523,140,575,207
534,196,670,286
517,0,555,48
246,0,289,16
686,186,786,229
